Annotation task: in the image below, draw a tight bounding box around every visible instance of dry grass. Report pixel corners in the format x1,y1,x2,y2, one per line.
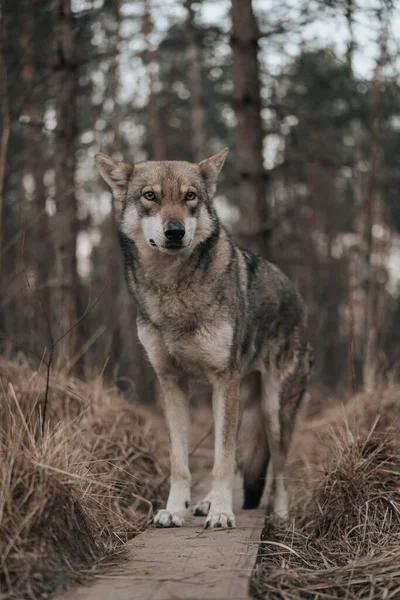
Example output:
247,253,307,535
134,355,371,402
252,386,400,599
0,357,168,600
3,354,399,600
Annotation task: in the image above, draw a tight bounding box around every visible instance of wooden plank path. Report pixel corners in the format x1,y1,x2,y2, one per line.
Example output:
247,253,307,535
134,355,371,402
58,475,265,600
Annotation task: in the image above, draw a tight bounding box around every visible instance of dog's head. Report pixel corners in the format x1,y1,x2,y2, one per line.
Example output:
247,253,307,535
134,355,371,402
95,149,228,255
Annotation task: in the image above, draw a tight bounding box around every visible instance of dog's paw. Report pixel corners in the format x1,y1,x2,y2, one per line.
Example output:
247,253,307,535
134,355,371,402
204,511,235,529
193,499,211,516
153,509,184,528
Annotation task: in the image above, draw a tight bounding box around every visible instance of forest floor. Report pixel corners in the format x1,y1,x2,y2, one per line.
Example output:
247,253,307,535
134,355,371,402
1,358,400,599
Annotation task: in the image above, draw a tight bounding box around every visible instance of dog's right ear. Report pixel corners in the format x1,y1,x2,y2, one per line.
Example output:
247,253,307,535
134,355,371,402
95,153,133,200
198,148,228,198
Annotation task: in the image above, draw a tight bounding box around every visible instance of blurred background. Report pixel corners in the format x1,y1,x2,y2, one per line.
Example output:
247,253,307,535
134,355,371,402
1,0,400,404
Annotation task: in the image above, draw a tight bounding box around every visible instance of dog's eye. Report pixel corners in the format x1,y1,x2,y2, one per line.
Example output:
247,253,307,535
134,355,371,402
185,191,196,201
143,191,156,201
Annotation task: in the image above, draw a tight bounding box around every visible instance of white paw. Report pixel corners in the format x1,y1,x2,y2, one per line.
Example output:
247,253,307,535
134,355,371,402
193,499,211,516
153,509,184,528
205,511,235,529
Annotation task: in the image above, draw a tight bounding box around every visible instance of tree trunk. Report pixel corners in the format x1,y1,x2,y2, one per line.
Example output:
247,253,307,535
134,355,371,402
0,1,25,345
345,0,355,78
0,18,10,267
231,0,268,255
18,0,36,342
53,0,80,366
33,144,51,324
184,0,206,162
362,11,389,392
362,77,379,393
103,0,123,362
142,0,165,160
33,0,53,326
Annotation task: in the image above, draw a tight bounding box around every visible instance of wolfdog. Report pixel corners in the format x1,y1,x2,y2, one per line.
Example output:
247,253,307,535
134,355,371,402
95,148,312,529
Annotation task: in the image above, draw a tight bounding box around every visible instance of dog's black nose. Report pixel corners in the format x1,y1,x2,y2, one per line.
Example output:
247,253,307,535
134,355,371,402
164,221,185,242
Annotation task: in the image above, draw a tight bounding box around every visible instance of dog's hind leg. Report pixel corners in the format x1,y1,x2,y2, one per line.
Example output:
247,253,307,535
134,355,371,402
261,369,290,520
192,490,211,516
261,355,309,520
239,372,270,509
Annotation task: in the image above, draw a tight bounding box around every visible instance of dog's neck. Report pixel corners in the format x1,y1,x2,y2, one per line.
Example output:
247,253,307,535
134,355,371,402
133,226,232,292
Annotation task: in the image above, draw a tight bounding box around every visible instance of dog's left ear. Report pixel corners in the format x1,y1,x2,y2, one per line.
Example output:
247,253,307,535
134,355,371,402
199,148,228,197
95,153,133,201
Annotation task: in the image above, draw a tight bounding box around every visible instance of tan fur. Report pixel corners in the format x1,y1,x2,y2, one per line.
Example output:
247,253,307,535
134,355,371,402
95,147,312,529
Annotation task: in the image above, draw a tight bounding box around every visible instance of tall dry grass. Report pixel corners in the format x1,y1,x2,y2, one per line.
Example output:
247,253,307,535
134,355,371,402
252,387,400,599
0,357,168,600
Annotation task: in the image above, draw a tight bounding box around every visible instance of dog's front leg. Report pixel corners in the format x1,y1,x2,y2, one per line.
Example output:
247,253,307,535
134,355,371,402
154,374,191,528
206,371,240,529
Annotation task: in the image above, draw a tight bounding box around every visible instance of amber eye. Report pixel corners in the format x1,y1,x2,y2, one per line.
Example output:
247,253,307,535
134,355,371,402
143,191,156,201
185,191,196,201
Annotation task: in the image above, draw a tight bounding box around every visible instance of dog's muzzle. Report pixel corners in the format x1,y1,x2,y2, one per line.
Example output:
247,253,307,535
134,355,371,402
163,221,185,249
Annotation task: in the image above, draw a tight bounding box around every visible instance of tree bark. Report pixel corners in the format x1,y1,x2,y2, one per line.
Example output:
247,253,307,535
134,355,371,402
345,0,355,78
231,0,268,255
33,1,53,326
184,0,206,162
142,0,165,160
53,0,80,365
362,11,388,392
103,0,123,362
0,18,10,268
19,0,43,341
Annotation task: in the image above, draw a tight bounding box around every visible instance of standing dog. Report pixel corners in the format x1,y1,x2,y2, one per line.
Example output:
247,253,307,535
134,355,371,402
95,148,312,529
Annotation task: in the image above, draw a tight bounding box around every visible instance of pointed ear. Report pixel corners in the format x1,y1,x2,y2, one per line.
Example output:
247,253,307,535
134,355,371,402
95,153,133,200
198,148,228,197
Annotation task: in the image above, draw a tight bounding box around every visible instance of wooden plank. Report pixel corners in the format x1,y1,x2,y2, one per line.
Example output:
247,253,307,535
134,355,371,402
57,475,264,600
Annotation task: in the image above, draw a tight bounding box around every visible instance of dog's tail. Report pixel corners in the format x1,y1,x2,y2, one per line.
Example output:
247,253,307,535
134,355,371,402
238,401,269,510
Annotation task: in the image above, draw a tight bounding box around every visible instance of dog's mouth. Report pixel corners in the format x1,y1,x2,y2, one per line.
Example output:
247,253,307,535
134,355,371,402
149,239,188,252
164,242,184,251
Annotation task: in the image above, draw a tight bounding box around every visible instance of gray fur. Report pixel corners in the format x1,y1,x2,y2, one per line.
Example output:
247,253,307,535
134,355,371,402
95,149,313,527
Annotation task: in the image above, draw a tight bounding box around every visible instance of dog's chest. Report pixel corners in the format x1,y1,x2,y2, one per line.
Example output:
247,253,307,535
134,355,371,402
142,285,234,374
143,285,205,329
164,320,234,374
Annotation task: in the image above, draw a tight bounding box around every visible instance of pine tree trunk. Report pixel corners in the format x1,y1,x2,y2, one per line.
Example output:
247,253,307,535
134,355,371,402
362,74,379,393
231,0,268,255
185,0,206,162
20,0,44,343
362,12,388,392
33,1,53,325
0,18,10,269
345,0,355,78
53,0,80,366
0,1,24,344
142,0,165,160
103,0,123,362
12,0,34,341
